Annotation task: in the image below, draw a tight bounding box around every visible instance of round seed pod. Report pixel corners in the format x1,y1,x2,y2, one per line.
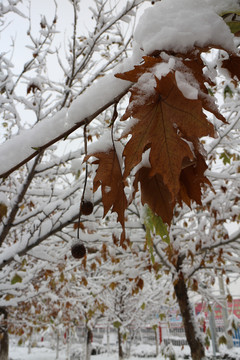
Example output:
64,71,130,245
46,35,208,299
81,200,94,216
71,241,86,259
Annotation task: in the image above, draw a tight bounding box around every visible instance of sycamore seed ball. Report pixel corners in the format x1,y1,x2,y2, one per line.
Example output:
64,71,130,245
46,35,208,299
81,200,94,216
71,241,86,259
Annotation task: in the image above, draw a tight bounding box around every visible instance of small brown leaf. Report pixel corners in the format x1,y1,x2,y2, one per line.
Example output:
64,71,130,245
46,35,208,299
222,55,240,81
85,147,127,228
0,202,7,221
81,276,88,286
136,278,144,290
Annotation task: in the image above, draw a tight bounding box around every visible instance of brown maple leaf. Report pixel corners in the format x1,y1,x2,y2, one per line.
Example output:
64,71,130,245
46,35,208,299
121,72,214,198
133,167,174,225
179,153,211,206
133,154,211,224
116,52,226,124
115,55,164,82
85,147,127,228
181,55,226,124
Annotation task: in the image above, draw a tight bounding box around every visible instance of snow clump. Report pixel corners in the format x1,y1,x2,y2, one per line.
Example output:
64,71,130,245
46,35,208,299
134,0,237,54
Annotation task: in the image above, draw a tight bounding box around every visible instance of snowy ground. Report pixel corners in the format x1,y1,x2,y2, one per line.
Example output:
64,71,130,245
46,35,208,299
9,341,181,360
9,344,162,360
9,342,240,360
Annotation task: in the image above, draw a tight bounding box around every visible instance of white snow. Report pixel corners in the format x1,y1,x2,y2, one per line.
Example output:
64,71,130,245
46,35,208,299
175,71,198,100
0,50,142,176
134,0,236,55
87,130,114,155
9,341,240,360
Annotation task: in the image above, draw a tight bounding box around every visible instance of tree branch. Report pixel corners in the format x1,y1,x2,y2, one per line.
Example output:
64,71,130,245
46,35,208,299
0,86,131,179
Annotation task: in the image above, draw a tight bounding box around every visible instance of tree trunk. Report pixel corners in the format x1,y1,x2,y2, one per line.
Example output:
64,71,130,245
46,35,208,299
56,329,59,360
218,275,233,349
86,327,92,360
66,327,71,360
28,331,32,354
118,328,124,360
0,307,9,360
107,324,110,354
174,275,205,360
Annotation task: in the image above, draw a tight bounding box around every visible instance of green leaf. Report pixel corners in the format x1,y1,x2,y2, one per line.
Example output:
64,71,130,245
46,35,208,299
206,327,211,338
218,335,227,345
221,10,240,17
11,273,22,285
227,21,240,34
220,10,240,34
159,313,166,321
144,206,170,244
224,85,233,99
205,335,210,348
207,88,214,96
146,227,155,264
141,302,146,310
113,321,122,329
220,150,231,165
60,272,65,282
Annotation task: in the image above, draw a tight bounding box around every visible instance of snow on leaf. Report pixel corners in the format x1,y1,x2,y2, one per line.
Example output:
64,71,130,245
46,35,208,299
120,71,213,197
115,55,165,83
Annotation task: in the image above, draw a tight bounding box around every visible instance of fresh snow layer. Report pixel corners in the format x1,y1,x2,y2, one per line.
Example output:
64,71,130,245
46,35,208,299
0,50,142,176
9,342,240,360
134,0,236,54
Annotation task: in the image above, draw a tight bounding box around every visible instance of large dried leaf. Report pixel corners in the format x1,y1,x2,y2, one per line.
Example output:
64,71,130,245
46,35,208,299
121,72,214,197
85,148,127,227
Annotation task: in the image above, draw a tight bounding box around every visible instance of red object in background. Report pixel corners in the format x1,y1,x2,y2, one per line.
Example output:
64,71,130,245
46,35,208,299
195,299,240,320
41,337,44,342
159,326,162,344
203,320,206,333
64,332,67,339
